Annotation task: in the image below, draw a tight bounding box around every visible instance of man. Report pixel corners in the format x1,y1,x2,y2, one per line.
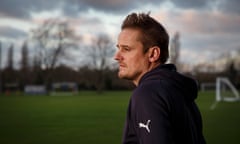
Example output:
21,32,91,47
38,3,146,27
114,12,206,144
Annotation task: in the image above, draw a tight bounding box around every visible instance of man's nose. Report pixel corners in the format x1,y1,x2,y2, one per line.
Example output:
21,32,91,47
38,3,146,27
114,50,122,61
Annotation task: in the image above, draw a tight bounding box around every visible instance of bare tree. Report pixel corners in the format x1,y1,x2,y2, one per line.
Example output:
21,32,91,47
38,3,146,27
3,43,18,89
6,43,14,70
32,19,79,70
19,41,31,88
169,32,180,68
83,34,115,92
31,19,80,88
20,41,29,71
89,34,115,70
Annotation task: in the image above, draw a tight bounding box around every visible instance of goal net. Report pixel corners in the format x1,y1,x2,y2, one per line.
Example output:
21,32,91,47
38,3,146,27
51,82,78,96
211,77,240,110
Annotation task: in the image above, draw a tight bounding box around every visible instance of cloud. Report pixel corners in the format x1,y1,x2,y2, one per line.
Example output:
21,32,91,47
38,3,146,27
1,0,239,20
170,0,210,9
152,8,240,65
0,0,141,18
168,10,240,35
0,26,28,39
0,0,239,68
0,0,63,18
216,0,240,14
166,0,240,15
75,0,135,13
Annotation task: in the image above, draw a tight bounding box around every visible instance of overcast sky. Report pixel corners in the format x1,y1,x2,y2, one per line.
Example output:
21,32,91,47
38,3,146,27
0,0,240,69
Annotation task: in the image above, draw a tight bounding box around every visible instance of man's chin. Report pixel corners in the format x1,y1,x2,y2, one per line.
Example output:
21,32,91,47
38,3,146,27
118,73,125,79
118,73,132,80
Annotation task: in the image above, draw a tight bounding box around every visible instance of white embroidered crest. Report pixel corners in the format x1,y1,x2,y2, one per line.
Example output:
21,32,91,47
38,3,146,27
139,120,151,133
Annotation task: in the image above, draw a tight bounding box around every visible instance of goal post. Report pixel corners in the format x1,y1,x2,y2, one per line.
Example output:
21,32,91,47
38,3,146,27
211,77,240,110
216,77,240,102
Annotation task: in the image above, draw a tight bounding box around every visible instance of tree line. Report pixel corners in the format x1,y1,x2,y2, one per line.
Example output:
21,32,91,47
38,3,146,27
0,19,239,94
0,41,134,93
0,19,134,94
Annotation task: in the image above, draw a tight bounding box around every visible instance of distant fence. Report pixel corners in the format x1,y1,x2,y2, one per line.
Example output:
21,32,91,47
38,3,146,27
51,82,78,96
21,83,79,96
24,85,47,95
201,83,216,91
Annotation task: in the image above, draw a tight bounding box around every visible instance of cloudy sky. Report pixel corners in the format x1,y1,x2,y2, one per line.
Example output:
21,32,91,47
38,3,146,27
0,0,240,69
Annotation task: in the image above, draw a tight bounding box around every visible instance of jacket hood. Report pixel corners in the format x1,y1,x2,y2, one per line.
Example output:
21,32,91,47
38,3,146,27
139,64,198,102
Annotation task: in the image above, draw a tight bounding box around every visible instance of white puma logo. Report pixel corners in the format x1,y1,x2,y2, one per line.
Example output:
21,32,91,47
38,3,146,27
139,120,151,133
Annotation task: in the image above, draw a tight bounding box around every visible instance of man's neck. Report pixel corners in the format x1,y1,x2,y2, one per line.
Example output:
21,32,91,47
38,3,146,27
133,62,161,86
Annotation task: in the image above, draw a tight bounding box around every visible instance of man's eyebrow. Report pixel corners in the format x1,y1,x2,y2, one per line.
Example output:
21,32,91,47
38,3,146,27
116,44,129,48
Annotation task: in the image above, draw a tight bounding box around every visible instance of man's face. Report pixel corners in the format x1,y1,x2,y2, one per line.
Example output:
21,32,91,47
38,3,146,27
114,28,150,85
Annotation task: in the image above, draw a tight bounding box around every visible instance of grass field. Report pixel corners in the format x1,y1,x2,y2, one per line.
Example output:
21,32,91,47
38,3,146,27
0,91,240,144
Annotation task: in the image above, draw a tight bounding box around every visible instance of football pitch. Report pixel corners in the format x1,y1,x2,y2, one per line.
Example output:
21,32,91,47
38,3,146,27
0,91,239,144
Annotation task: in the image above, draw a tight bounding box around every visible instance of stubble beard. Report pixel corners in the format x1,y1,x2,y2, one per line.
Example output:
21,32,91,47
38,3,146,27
118,70,132,80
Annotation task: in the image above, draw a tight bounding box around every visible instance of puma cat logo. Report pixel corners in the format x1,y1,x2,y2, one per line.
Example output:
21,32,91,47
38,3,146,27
139,120,151,133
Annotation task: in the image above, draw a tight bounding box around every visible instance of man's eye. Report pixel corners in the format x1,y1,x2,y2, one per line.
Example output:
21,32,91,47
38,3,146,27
124,47,130,51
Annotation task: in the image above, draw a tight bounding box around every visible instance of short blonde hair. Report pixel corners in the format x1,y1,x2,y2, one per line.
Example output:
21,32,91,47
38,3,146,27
121,12,169,63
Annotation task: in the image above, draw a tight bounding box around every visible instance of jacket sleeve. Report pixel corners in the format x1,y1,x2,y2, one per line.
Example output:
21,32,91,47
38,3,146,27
130,84,174,144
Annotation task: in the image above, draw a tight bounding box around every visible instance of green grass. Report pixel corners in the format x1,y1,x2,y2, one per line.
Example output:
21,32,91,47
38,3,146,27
197,91,240,144
0,91,130,144
0,91,240,144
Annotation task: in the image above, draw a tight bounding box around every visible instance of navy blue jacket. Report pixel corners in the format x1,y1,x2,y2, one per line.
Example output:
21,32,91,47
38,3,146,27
122,64,206,144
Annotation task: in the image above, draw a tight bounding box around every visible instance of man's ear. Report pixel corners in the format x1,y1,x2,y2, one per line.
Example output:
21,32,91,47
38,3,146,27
148,47,160,62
